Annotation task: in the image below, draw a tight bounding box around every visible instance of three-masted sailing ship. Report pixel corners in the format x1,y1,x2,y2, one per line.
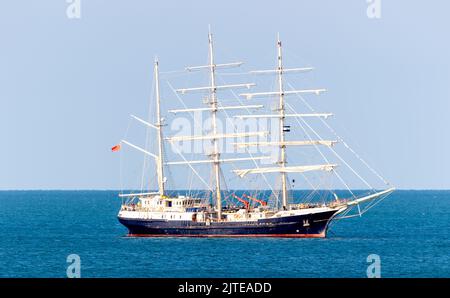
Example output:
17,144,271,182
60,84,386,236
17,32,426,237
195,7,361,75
113,30,394,237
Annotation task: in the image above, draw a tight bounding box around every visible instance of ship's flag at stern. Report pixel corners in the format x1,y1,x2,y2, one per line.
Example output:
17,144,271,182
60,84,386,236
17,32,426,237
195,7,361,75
111,144,121,152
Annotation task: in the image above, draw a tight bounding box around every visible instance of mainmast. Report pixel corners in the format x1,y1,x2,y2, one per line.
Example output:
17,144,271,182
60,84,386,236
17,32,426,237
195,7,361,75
154,58,165,196
276,35,288,210
169,29,265,218
207,30,223,220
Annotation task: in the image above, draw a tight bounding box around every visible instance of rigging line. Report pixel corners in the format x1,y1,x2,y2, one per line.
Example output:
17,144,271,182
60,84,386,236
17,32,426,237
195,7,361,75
335,198,360,218
286,81,389,187
187,166,194,197
220,167,228,192
335,191,390,222
304,170,328,204
170,74,217,199
286,151,317,191
166,81,209,136
359,192,390,215
357,195,379,214
288,102,358,199
215,72,248,76
159,69,186,75
285,98,374,192
171,142,213,192
140,73,157,192
162,143,175,190
120,117,133,197
216,74,278,201
209,164,214,203
166,82,213,192
357,190,390,215
162,73,193,80
324,172,334,204
303,171,324,204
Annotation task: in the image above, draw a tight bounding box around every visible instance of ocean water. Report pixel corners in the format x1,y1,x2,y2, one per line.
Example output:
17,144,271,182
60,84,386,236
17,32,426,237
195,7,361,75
0,190,448,278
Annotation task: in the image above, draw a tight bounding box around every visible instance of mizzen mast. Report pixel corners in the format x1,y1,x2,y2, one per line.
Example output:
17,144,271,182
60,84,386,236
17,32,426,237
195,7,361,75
235,35,332,210
276,35,289,209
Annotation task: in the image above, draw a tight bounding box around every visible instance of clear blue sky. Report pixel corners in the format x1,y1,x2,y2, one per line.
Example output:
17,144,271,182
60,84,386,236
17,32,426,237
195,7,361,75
0,1,449,190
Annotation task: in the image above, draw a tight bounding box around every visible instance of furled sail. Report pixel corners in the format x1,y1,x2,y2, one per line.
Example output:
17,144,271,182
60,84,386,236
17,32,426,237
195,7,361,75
233,140,337,148
240,89,326,100
166,131,268,142
233,164,337,178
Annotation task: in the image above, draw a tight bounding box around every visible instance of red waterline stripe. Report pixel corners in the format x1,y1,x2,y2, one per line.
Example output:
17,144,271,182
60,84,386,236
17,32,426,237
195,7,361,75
127,233,325,238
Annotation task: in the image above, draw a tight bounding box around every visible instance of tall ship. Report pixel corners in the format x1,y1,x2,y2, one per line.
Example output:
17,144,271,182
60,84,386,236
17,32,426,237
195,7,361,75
113,30,394,237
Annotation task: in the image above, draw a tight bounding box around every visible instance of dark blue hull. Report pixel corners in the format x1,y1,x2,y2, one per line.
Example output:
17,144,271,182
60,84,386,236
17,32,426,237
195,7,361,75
118,210,339,238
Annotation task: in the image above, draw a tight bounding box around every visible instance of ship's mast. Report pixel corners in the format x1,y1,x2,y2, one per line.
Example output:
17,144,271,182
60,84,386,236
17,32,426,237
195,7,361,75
154,58,165,196
276,35,288,210
234,36,332,209
207,30,223,220
170,29,264,216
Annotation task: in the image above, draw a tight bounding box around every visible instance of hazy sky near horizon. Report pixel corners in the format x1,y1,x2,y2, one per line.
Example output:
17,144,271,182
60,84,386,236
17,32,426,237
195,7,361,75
1,1,449,190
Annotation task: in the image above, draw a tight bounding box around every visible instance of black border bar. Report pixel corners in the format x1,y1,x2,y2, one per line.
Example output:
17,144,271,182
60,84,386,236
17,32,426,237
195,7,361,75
0,278,448,296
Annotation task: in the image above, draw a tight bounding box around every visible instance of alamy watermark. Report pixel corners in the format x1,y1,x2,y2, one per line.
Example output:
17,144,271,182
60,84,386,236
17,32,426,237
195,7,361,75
66,0,81,19
366,0,381,19
66,254,81,278
366,254,381,278
167,114,281,163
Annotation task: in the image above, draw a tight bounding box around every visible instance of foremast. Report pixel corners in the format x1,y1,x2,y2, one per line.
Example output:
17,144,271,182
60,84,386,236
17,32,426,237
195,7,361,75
154,58,166,196
118,58,167,198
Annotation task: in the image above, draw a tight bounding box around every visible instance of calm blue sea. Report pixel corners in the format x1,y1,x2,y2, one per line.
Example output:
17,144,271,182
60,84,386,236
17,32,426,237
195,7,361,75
0,190,448,277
